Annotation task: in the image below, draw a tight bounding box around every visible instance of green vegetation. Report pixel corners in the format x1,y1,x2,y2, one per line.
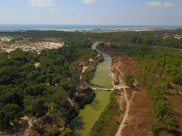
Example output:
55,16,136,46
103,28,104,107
122,56,128,61
82,55,104,82
1,30,182,135
0,37,97,135
88,89,120,136
1,29,182,49
108,45,179,135
114,80,119,85
99,42,104,47
125,72,134,87
175,88,179,95
180,99,182,104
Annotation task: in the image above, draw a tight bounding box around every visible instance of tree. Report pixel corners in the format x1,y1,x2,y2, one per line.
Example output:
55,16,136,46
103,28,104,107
114,80,119,85
24,86,34,96
0,104,21,127
71,73,81,87
23,106,35,117
150,123,162,136
31,98,47,117
175,88,179,95
27,71,40,81
63,70,71,78
153,100,172,118
162,115,174,129
125,72,134,87
0,88,24,106
99,42,104,47
51,89,71,110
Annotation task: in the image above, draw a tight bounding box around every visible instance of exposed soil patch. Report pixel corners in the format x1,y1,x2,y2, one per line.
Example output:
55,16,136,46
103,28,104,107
0,37,64,54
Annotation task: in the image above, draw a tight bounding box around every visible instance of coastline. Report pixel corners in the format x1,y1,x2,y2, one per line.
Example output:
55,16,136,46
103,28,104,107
55,27,182,33
0,26,182,33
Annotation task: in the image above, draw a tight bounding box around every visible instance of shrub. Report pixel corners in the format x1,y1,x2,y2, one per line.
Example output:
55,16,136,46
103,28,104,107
180,99,182,104
114,80,119,85
150,123,162,136
175,88,179,95
125,72,134,87
122,56,128,61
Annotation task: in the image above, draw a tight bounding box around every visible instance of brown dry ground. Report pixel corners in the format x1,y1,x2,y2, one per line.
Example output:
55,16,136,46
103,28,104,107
97,45,156,136
98,44,182,136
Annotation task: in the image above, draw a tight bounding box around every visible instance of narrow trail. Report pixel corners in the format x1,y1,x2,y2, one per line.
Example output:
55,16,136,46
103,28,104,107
111,58,135,136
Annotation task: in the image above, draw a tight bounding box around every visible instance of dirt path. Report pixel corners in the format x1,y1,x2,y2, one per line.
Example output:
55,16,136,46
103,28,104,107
111,58,135,136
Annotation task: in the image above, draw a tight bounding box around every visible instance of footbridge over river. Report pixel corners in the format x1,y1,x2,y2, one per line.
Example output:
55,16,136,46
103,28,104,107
92,88,115,91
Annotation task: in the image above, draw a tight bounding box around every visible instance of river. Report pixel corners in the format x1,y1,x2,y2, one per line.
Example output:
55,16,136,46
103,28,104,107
62,43,113,136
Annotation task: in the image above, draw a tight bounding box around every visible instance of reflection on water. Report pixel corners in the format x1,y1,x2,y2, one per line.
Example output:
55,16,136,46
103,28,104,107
62,43,113,136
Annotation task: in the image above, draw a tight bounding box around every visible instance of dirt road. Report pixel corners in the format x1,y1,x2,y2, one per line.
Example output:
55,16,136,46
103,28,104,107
111,58,135,136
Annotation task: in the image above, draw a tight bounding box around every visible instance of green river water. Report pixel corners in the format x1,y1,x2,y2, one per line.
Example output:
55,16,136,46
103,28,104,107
62,43,113,136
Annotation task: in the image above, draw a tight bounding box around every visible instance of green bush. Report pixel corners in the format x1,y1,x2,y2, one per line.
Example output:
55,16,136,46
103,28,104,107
114,80,119,85
180,99,182,104
175,88,179,95
125,72,134,87
122,56,128,61
150,123,162,136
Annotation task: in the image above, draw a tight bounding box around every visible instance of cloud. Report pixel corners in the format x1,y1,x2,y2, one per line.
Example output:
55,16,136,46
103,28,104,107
82,0,95,4
163,2,173,7
147,1,162,7
109,0,115,2
139,1,174,10
2,6,15,11
0,12,6,14
49,8,62,13
28,0,55,7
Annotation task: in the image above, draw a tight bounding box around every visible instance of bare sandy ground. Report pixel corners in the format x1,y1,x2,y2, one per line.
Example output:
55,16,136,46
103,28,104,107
110,57,135,136
0,37,64,54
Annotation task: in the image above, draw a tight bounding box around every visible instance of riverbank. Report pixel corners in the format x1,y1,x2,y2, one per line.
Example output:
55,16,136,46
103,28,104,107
88,89,121,136
96,44,156,136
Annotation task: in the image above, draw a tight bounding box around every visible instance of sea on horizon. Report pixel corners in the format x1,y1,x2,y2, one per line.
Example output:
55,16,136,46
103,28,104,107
0,24,181,31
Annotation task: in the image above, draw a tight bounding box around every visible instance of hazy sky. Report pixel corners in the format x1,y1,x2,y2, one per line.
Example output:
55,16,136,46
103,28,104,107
0,0,182,25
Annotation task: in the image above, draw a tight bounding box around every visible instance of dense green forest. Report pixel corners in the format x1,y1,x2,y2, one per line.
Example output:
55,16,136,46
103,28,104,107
0,38,98,135
1,29,182,49
109,44,182,135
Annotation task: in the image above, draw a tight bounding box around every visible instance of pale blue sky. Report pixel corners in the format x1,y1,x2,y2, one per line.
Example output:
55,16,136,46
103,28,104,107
0,0,182,25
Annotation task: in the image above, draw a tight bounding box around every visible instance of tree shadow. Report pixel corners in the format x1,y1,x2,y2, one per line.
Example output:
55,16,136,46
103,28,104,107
165,92,175,96
65,116,85,136
168,129,182,136
132,85,141,91
89,98,101,110
90,83,105,88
